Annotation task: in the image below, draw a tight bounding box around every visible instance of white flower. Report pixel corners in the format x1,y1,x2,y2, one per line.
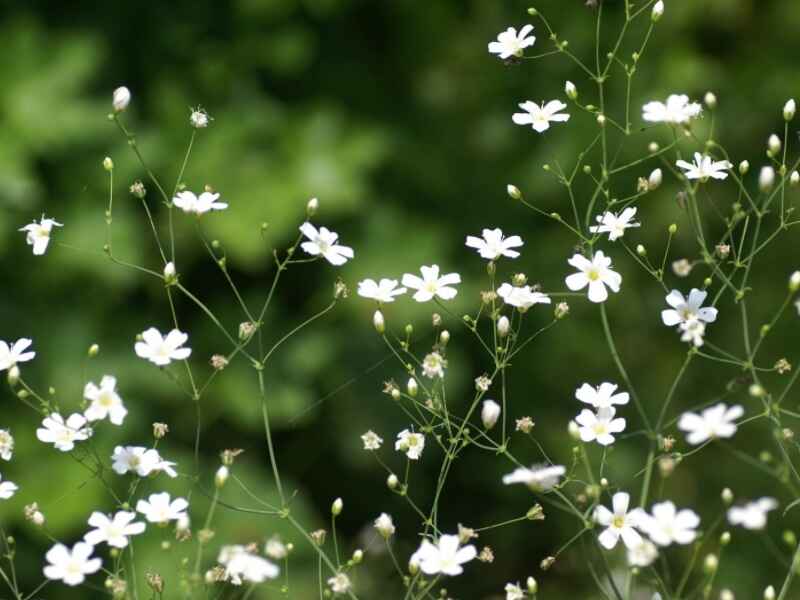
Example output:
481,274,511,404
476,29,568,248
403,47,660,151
395,429,425,460
299,222,354,266
661,289,718,327
136,492,188,524
676,152,732,181
112,86,131,112
727,498,778,530
678,403,744,445
481,400,501,429
638,501,700,546
488,25,536,59
0,430,13,461
505,582,525,600
0,474,18,500
135,327,191,366
512,100,570,133
502,464,565,491
361,430,383,451
760,166,776,191
328,573,351,594
465,228,524,260
357,278,407,303
84,511,146,548
627,538,659,567
111,446,177,478
190,107,212,128
265,536,288,560
589,207,641,241
565,251,622,303
374,513,396,538
679,319,707,347
575,382,629,409
575,407,625,446
36,413,91,452
218,545,279,585
19,216,63,256
785,99,796,121
0,338,35,372
402,265,461,302
43,542,102,586
173,190,228,215
651,0,665,21
594,492,645,550
497,283,551,310
83,375,127,425
642,94,702,124
410,534,477,576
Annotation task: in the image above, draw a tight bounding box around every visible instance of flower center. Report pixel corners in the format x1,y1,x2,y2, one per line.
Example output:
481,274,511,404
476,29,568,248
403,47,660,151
612,516,625,529
587,268,601,281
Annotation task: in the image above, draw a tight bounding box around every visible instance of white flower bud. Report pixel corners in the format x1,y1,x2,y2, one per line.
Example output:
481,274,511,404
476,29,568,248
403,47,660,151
332,497,343,516
704,91,717,109
439,330,450,346
387,474,399,489
739,160,750,175
568,420,581,440
648,141,660,153
215,466,229,488
481,400,501,430
784,99,796,121
565,80,578,100
768,134,782,156
720,589,735,600
527,577,538,594
112,86,131,112
507,184,522,200
497,315,510,338
306,197,319,217
636,244,646,256
764,585,776,600
373,310,385,334
651,0,664,21
407,377,418,397
374,513,396,539
648,168,663,190
352,549,363,563
703,553,718,573
7,365,19,386
721,487,734,505
103,157,114,171
163,261,177,284
759,166,776,191
791,171,800,186
790,271,800,292
597,114,606,127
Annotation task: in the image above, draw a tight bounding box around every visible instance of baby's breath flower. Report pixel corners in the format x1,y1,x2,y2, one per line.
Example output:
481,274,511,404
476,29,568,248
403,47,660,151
84,375,127,426
0,474,18,500
481,400,501,429
575,407,625,446
643,94,701,124
512,100,570,133
360,430,383,451
651,0,664,22
466,228,524,260
488,25,535,59
728,498,778,530
189,107,212,128
36,413,91,452
265,536,288,560
590,207,641,241
24,503,45,526
0,430,14,461
565,251,622,303
374,513,396,538
565,80,578,100
506,184,522,200
515,416,535,433
402,265,461,302
112,86,131,112
594,492,645,550
395,429,425,460
136,492,188,524
135,328,191,366
422,352,446,379
357,278,407,303
639,501,700,546
678,403,743,445
44,542,102,586
676,153,732,182
19,216,62,256
299,222,353,266
173,190,228,215
672,259,692,277
410,534,477,576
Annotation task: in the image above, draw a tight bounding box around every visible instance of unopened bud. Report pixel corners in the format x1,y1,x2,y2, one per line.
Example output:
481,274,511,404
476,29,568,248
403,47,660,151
497,316,510,338
790,271,800,292
565,81,578,100
759,166,776,192
332,498,343,516
407,378,418,397
306,197,319,217
481,400,501,430
163,261,177,284
88,344,100,358
373,310,385,334
721,488,734,505
507,185,522,200
387,474,399,489
768,134,782,156
214,466,229,489
651,0,664,22
739,160,750,175
765,585,777,600
785,99,796,121
791,171,800,186
704,91,717,109
103,157,114,171
648,168,663,190
112,86,131,112
7,366,19,386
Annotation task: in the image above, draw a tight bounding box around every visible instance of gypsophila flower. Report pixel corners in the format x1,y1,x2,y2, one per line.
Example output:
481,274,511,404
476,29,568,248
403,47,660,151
265,536,288,560
488,25,535,59
361,430,383,451
218,545,279,585
84,511,146,548
465,228,524,260
0,338,35,372
402,265,461,302
36,413,91,452
173,190,228,215
83,375,127,425
575,407,625,446
410,534,477,576
515,416,534,433
136,492,188,524
594,492,645,550
0,474,18,500
512,100,570,133
589,207,641,241
661,289,718,328
565,251,622,303
638,501,700,546
502,464,566,491
112,446,177,478
374,513,396,538
642,94,702,124
0,430,13,461
575,382,630,409
505,583,525,600
299,222,354,266
475,375,492,392
135,328,191,366
672,258,692,277
727,498,778,530
497,283,551,310
112,86,131,112
676,153,732,181
422,352,446,378
395,429,425,460
43,542,101,586
357,278,407,303
679,318,707,347
328,572,351,594
19,216,63,256
189,107,212,128
627,539,659,567
678,403,743,445
481,400,501,429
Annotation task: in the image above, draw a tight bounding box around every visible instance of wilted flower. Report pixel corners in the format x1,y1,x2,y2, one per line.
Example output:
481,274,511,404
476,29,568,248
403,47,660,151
19,216,63,256
189,107,212,128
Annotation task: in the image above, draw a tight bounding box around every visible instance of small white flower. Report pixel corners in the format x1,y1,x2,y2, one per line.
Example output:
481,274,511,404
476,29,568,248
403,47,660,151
0,338,35,372
589,207,641,241
219,545,279,585
374,513,396,538
299,222,354,266
512,100,570,133
627,538,659,567
678,403,744,445
0,474,18,500
661,289,718,327
111,446,177,478
679,319,707,347
638,501,700,546
361,430,383,451
402,265,461,302
328,572,352,594
481,400,501,429
505,582,525,600
395,429,425,460
135,327,191,366
488,25,536,59
410,534,477,576
575,407,625,446
43,542,102,586
676,152,732,181
189,107,212,128
136,492,188,524
642,94,702,124
357,278,407,303
760,166,776,191
651,0,665,21
84,511,146,548
83,375,127,425
0,430,13,461
265,536,288,560
465,228,524,260
727,498,778,530
594,492,645,550
496,283,551,310
36,413,91,452
422,352,446,378
173,190,228,215
112,86,131,112
502,464,565,491
19,216,63,256
575,382,629,409
565,251,622,303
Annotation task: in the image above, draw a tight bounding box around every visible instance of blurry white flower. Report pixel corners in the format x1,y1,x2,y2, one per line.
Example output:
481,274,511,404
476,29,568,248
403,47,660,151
219,545,279,585
502,464,565,490
497,283,551,310
328,572,351,594
642,94,701,124
759,166,776,191
361,430,383,451
135,328,191,366
679,320,706,346
672,258,692,277
36,413,90,452
84,511,146,548
594,492,645,550
395,429,425,460
627,538,658,567
649,168,663,189
84,375,127,425
651,0,665,21
727,498,778,530
136,492,188,524
43,542,101,586
676,153,732,181
488,25,535,59
465,228,524,260
678,403,744,445
265,536,288,560
357,278,407,303
299,223,354,266
0,430,13,461
0,474,18,500
565,251,622,303
173,190,228,215
512,100,570,133
190,107,212,128
112,86,131,112
410,534,477,576
785,99,796,121
422,352,446,378
661,289,718,327
111,446,177,478
505,582,525,600
481,400,501,429
19,216,62,256
374,513,396,538
575,382,629,409
590,207,641,241
402,265,461,302
575,407,625,446
638,501,700,546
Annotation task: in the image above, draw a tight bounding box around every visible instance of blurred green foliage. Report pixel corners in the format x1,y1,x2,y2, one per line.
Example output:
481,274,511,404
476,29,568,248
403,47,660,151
1,0,800,597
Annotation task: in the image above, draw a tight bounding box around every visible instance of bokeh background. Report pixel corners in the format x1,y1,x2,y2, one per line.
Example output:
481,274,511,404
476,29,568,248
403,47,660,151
2,0,800,597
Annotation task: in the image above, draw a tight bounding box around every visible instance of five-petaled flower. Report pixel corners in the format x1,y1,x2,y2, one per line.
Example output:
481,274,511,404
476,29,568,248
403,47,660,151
84,511,146,548
488,25,536,60
357,278,407,303
395,429,425,460
112,446,178,478
299,222,354,266
565,251,622,303
676,152,732,181
642,94,702,124
497,283,551,310
136,492,189,524
575,382,629,409
84,375,127,425
410,534,477,576
590,207,641,241
638,501,700,546
19,216,63,256
727,498,778,530
661,289,718,328
36,413,91,452
465,228,524,260
0,338,35,372
502,464,565,491
575,407,626,446
594,492,645,550
512,100,570,133
402,265,461,302
0,474,18,500
678,403,744,445
172,190,228,215
218,545,280,585
135,328,191,366
43,542,102,586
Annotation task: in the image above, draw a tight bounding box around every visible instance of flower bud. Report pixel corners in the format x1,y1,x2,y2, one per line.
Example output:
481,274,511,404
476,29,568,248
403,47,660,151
481,400,501,430
768,134,782,156
568,420,581,440
565,80,577,100
721,487,734,505
374,513,395,539
703,553,718,573
88,344,100,358
648,141,660,153
704,91,717,109
791,271,800,292
739,160,750,175
439,330,450,346
792,171,800,186
596,114,606,127
352,549,363,564
554,301,570,319
668,223,678,234
163,262,177,285
214,466,229,489
759,166,776,192
112,86,131,112
387,474,399,490
7,366,19,387
507,184,522,200
651,0,664,21
373,310,385,334
527,577,538,594
648,168,663,190
407,378,418,397
785,99,796,121
636,244,646,256
103,157,114,171
497,316,510,338
306,197,319,217
331,497,343,516
764,586,776,600
720,531,731,545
